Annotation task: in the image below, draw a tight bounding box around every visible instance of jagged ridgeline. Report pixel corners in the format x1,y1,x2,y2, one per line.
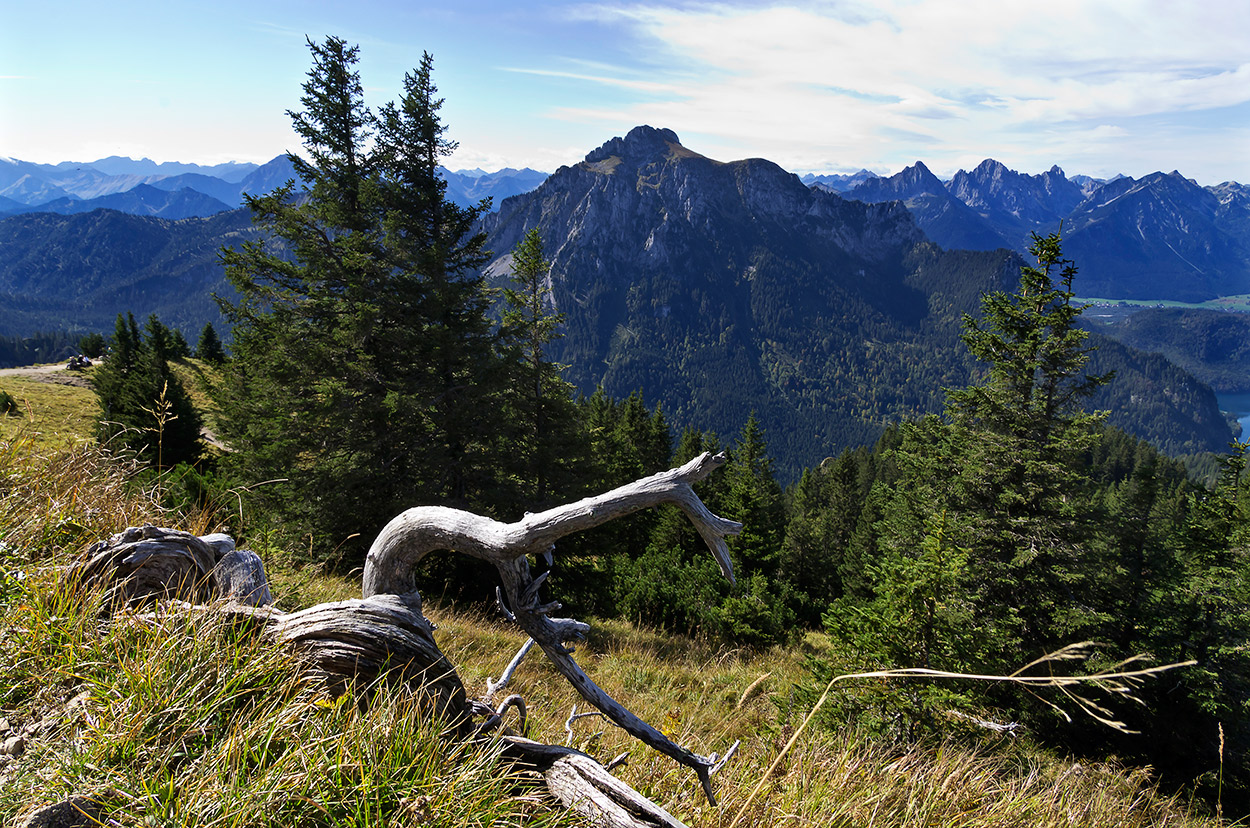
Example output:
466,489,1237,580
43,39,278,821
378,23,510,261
478,127,1231,477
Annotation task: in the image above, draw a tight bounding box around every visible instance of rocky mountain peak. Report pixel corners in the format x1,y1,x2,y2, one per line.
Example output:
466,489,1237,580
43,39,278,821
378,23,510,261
970,158,1010,181
900,160,938,184
847,160,945,203
584,126,685,165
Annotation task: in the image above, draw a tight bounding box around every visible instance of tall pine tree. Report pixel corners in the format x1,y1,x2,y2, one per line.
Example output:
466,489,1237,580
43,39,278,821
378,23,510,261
216,38,505,563
829,232,1112,680
942,231,1113,657
499,228,585,507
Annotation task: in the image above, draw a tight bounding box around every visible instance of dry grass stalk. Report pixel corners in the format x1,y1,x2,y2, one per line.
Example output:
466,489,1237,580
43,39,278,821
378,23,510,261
727,642,1196,828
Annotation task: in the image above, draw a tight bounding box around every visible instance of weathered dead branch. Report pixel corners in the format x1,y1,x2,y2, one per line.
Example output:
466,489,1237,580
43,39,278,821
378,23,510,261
69,524,271,608
363,451,743,803
66,452,744,827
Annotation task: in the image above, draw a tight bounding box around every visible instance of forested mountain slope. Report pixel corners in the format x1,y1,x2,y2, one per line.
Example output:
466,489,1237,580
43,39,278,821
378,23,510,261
0,208,253,336
480,127,1232,477
0,127,1233,473
1091,307,1250,393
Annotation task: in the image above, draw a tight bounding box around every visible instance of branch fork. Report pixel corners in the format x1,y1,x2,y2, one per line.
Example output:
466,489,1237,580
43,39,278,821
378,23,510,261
363,451,743,803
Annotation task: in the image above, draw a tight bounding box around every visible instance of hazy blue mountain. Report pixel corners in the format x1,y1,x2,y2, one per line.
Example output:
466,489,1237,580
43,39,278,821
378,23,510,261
946,159,1085,247
0,193,26,214
147,172,247,206
440,166,548,208
1070,173,1118,197
0,152,543,216
846,161,1008,250
0,159,142,204
0,158,58,193
0,171,76,205
801,169,880,192
236,155,299,199
836,158,1249,302
78,156,259,180
6,185,232,219
1211,181,1250,244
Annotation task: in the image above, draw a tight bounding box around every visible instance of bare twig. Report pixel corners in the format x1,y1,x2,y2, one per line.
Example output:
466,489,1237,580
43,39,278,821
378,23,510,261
486,638,535,700
726,644,1195,828
565,704,608,743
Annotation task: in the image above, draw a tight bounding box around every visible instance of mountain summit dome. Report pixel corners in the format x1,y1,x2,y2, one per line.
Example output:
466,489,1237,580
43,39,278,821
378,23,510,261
584,126,687,165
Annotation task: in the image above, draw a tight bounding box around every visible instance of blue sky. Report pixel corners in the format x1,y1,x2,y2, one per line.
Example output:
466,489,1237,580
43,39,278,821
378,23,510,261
2,0,1247,183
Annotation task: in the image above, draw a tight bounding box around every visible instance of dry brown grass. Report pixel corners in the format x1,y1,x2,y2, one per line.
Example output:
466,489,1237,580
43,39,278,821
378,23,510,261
426,604,1218,828
0,439,1226,828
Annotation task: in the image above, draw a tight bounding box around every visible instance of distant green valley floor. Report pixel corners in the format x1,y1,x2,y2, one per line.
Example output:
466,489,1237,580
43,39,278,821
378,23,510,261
1079,295,1250,322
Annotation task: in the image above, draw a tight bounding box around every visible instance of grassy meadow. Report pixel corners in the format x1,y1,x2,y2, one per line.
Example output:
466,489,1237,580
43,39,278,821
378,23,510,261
0,368,98,451
0,365,1230,827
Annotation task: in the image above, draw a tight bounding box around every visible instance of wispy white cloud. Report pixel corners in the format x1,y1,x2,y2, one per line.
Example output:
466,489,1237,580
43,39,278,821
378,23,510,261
535,0,1250,180
502,66,680,94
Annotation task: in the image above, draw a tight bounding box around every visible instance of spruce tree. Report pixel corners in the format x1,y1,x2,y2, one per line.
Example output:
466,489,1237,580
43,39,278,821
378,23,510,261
93,312,202,468
942,231,1112,656
195,322,225,364
368,52,494,504
78,332,106,359
835,232,1112,675
499,228,585,506
216,38,510,563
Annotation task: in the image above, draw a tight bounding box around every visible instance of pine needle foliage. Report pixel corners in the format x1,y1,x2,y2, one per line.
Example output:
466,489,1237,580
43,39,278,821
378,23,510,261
215,39,508,566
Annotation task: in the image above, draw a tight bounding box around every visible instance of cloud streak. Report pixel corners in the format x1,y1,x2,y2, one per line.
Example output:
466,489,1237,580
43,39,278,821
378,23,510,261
541,0,1249,180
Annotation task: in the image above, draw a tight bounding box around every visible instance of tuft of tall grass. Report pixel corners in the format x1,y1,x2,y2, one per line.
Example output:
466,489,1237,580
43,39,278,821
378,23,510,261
0,582,579,827
1,437,170,566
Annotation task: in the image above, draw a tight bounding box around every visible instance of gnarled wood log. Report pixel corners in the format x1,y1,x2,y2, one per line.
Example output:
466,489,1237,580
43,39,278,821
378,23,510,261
363,451,743,804
72,453,742,827
270,592,468,726
499,737,686,828
69,524,271,608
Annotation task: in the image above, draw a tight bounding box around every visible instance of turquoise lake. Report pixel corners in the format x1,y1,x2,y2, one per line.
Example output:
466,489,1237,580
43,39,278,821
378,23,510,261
1217,393,1250,439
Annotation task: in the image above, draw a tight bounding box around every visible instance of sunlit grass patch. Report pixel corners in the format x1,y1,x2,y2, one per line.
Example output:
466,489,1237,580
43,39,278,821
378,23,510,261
0,373,98,451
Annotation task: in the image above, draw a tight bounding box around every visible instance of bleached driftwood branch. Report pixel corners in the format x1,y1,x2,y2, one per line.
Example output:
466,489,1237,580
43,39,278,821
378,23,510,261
486,637,536,700
70,453,743,825
362,451,743,803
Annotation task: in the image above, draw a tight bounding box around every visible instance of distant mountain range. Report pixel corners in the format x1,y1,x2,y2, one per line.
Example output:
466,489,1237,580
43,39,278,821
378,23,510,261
0,155,548,218
0,129,1240,472
825,160,1250,301
6,148,1245,304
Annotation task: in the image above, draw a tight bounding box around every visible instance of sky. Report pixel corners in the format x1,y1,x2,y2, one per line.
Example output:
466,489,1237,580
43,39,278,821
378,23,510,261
2,0,1247,184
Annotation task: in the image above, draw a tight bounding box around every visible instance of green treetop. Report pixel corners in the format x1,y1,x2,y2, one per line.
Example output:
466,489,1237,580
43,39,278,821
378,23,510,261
215,37,506,562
